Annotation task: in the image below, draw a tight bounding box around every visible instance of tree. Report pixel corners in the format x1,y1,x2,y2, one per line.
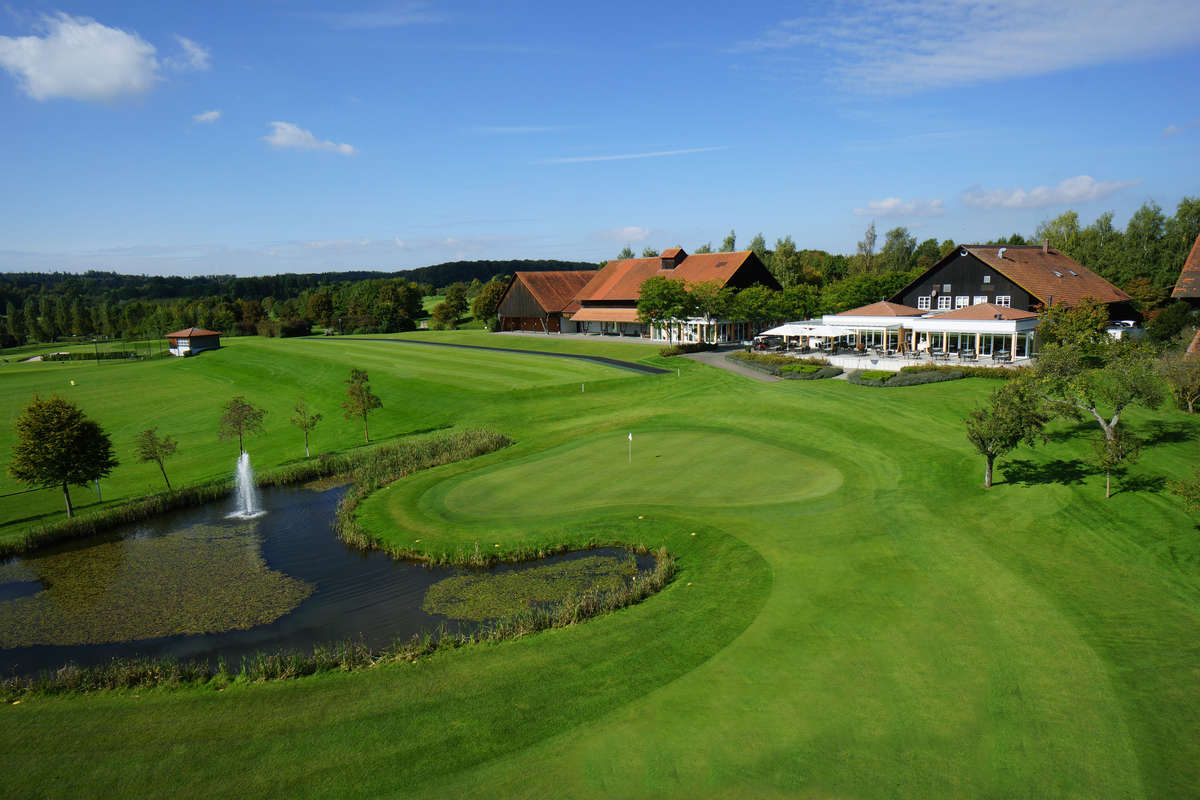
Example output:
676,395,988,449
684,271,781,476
430,301,458,330
770,235,801,287
306,290,333,326
218,396,266,454
1034,210,1081,255
879,226,916,272
290,399,322,457
730,285,778,331
1169,467,1200,512
688,280,733,333
749,233,767,261
721,229,736,252
471,279,508,329
636,276,691,344
1034,340,1164,465
1036,297,1109,350
1091,428,1142,500
641,247,660,258
854,220,877,274
1158,352,1200,412
9,396,118,517
777,284,821,321
964,381,1050,488
1146,301,1195,344
343,368,382,444
134,427,178,492
912,238,942,269
443,284,469,318
616,246,635,260
693,242,713,254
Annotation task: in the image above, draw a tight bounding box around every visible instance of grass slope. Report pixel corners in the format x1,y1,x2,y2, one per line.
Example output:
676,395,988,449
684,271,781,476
2,334,1200,798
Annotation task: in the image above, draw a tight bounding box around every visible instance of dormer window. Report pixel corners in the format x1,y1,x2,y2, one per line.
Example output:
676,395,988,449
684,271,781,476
1052,270,1063,277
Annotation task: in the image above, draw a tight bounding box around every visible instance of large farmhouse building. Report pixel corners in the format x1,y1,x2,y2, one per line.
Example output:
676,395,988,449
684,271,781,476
890,243,1136,319
1173,232,1200,308
496,271,596,333
571,248,781,341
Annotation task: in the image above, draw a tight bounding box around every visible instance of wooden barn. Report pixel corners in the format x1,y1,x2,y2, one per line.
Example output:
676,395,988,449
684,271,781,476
890,243,1137,319
166,327,222,357
572,248,781,341
1173,231,1200,308
497,271,596,333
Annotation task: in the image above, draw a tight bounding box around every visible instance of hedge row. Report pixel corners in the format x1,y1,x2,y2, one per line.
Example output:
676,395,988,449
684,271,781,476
846,369,965,387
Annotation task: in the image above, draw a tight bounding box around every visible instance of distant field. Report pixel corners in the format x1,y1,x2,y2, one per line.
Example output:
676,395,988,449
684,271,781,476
3,333,1200,798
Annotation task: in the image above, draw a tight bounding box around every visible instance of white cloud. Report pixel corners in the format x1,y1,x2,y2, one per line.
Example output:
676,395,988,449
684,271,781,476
733,1,1200,93
319,3,445,29
0,12,159,101
600,226,653,243
853,197,945,218
193,109,221,123
1162,119,1200,137
167,35,210,71
262,122,356,155
541,146,727,164
960,175,1141,210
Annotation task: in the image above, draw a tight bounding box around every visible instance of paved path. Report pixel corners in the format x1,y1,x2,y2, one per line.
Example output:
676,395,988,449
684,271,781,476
681,348,780,382
308,336,669,375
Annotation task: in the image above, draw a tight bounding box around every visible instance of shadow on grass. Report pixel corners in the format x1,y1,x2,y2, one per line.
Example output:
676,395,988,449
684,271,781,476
1113,474,1167,496
1139,420,1197,446
1044,422,1095,443
1001,458,1094,486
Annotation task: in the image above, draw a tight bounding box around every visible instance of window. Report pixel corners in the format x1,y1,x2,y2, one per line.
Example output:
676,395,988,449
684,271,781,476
995,295,1011,307
955,296,969,308
973,295,988,305
937,295,952,310
917,296,931,310
942,283,952,293
983,275,991,284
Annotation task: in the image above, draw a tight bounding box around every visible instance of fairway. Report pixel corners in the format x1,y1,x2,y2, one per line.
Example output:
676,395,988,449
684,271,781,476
2,332,1200,799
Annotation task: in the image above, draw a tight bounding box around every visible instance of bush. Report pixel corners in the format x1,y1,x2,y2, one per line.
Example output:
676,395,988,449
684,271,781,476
781,365,842,380
659,342,718,357
899,363,1021,380
847,368,964,387
42,351,137,362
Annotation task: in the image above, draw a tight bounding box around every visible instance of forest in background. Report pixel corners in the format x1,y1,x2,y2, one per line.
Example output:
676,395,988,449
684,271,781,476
2,196,1196,347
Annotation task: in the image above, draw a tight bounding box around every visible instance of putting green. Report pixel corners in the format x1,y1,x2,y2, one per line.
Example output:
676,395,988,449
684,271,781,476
433,429,843,521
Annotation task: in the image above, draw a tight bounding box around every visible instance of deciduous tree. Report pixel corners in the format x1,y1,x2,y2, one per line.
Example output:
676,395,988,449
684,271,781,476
134,427,178,491
1091,428,1142,499
471,280,508,327
720,229,736,252
343,368,382,444
10,396,118,517
1158,352,1200,413
964,381,1050,488
218,396,266,454
636,276,691,344
290,399,322,457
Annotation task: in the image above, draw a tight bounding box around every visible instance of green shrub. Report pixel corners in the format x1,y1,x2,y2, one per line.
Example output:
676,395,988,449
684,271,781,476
659,342,718,357
781,365,842,380
847,368,964,387
899,363,1022,380
860,370,893,381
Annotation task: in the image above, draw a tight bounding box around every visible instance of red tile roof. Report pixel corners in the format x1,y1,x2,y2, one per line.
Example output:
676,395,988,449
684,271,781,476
576,251,764,303
930,303,1038,321
835,301,925,317
962,245,1130,307
569,308,643,323
165,328,222,338
1173,232,1200,299
511,271,596,313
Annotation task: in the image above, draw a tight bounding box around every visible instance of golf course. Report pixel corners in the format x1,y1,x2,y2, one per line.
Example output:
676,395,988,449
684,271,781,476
2,332,1199,798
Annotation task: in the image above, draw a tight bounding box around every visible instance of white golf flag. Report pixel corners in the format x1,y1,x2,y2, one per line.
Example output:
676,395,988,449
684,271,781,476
628,433,632,441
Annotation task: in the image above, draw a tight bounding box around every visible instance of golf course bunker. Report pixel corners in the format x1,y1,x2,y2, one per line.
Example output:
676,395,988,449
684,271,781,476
436,429,843,520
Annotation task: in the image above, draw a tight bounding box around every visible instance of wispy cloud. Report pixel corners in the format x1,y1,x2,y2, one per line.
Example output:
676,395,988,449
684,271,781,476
733,1,1200,93
1162,119,1200,137
262,122,356,155
476,125,567,135
540,146,727,164
317,2,445,30
193,109,221,123
166,35,210,71
960,175,1140,210
0,12,159,101
599,226,654,243
854,198,945,218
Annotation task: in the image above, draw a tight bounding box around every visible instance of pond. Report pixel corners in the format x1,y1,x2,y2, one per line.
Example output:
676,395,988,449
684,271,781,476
0,485,652,679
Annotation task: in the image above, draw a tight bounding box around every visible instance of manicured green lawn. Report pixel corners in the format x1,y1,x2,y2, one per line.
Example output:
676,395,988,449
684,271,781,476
2,333,1200,798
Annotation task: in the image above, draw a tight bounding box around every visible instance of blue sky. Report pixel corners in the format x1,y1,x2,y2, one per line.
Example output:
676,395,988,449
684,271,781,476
1,1,1199,276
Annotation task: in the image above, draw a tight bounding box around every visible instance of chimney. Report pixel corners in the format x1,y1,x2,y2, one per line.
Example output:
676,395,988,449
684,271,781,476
660,247,686,270
998,247,1007,260
1042,239,1049,255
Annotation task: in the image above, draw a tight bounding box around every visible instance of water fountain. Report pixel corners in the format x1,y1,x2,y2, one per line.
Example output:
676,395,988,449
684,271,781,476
229,451,265,519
